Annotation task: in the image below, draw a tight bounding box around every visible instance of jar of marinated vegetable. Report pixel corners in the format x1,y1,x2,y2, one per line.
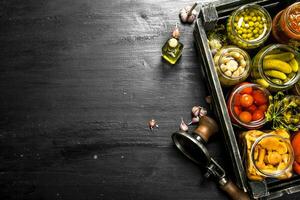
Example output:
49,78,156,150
251,44,300,91
272,2,300,47
250,134,293,179
227,4,272,49
227,83,270,129
214,46,251,87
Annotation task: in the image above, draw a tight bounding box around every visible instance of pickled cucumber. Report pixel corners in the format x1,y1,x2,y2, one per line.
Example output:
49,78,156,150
263,59,292,74
289,58,299,73
256,78,269,88
264,52,294,62
264,70,287,80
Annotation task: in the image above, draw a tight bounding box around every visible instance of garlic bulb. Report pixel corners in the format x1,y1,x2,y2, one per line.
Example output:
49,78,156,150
179,3,198,24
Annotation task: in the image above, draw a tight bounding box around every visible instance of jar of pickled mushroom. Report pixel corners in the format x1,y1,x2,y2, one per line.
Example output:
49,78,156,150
272,2,300,47
213,46,251,87
227,4,272,49
242,130,293,181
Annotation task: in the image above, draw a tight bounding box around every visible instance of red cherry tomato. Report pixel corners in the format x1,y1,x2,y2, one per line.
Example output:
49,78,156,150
240,94,254,108
247,105,257,114
236,82,253,94
252,110,264,121
252,90,268,105
239,111,252,123
258,104,268,112
234,94,241,106
234,106,242,115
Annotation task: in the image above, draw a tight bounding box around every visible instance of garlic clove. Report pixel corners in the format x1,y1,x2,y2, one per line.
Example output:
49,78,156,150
172,25,180,39
179,118,189,132
148,119,158,130
188,116,200,125
199,107,208,117
192,106,201,117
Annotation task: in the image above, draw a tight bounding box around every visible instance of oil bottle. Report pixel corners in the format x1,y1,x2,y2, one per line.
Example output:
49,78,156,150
162,24,184,64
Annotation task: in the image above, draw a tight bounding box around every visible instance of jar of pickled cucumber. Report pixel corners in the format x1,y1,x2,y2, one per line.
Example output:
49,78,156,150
251,44,300,91
227,4,272,49
214,46,251,87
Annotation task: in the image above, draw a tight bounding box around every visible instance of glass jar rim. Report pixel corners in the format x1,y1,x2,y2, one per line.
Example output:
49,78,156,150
250,133,294,177
231,4,272,45
229,83,270,128
285,2,300,35
257,44,300,89
217,46,251,80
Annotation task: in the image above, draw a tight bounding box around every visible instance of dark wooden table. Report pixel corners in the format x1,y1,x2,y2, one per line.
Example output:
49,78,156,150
0,0,298,199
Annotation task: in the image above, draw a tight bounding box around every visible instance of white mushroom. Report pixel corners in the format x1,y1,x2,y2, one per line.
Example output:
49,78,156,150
238,67,245,75
224,70,232,77
220,64,228,72
232,70,240,78
227,60,239,72
240,59,246,68
221,56,234,64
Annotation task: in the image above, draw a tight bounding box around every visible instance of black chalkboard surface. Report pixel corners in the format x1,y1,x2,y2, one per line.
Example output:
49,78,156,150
0,0,299,199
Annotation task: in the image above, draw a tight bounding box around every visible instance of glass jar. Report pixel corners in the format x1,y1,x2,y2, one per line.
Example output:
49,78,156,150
227,4,272,49
251,44,300,91
227,83,270,129
250,134,293,179
272,2,300,47
292,80,300,96
214,46,251,87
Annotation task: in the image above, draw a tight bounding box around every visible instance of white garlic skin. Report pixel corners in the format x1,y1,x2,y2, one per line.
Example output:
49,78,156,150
179,118,189,132
191,106,200,117
179,6,197,23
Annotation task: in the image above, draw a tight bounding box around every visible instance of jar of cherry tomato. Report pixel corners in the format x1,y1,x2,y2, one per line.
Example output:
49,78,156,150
227,83,270,129
272,2,300,47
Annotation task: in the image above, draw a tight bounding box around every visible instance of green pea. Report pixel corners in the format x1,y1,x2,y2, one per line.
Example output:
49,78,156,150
253,29,258,34
257,16,261,21
242,34,247,38
255,22,259,26
238,30,243,34
248,33,253,37
250,12,255,17
244,16,249,21
249,21,254,26
259,24,263,29
252,17,257,22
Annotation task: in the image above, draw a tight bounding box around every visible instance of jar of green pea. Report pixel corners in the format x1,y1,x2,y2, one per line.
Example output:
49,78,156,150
227,4,272,49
